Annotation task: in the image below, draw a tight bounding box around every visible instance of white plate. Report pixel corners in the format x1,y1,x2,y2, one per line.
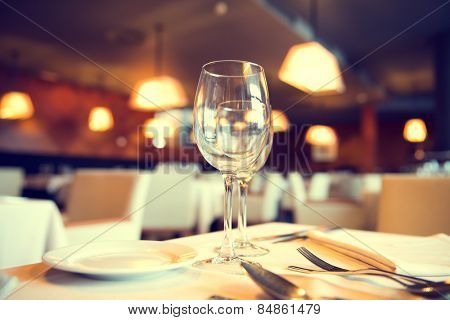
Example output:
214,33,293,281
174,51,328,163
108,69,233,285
43,241,197,279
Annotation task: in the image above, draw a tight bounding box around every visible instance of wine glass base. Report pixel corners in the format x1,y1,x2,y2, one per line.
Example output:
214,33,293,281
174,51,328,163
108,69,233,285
234,241,270,257
192,256,245,275
213,242,270,257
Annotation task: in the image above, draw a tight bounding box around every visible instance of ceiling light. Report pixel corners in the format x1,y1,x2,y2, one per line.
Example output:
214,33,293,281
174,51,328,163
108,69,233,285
0,91,34,120
305,125,337,146
214,2,228,16
130,23,187,111
403,118,427,143
88,106,114,132
130,76,188,110
279,42,345,94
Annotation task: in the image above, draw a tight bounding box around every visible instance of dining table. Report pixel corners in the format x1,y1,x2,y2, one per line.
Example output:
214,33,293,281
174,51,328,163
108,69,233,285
2,222,449,300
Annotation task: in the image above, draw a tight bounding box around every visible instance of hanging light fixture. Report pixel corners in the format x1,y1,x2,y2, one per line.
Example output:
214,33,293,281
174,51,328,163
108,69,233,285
306,125,337,146
272,109,290,132
143,117,176,148
88,106,114,132
0,51,35,120
278,0,345,94
130,24,187,111
0,91,34,120
403,118,427,143
305,125,338,162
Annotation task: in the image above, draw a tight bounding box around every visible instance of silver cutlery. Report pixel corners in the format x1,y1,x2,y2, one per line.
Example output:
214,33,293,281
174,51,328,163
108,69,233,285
252,226,339,244
295,246,450,298
241,261,310,299
241,261,401,299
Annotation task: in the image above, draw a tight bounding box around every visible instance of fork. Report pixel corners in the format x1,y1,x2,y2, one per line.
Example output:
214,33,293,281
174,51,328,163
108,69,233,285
296,247,434,286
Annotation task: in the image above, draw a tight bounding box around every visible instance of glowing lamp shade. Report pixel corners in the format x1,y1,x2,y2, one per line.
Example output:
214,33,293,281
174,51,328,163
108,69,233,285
403,118,427,143
143,117,176,149
130,76,188,110
272,109,290,132
279,42,345,94
306,125,337,146
88,106,114,132
0,91,34,120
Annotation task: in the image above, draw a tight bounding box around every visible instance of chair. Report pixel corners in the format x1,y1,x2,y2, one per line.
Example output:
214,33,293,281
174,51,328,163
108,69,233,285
308,173,331,201
377,175,450,236
64,170,152,244
0,199,67,269
0,167,24,197
291,173,366,229
330,172,362,201
141,164,197,235
292,199,366,229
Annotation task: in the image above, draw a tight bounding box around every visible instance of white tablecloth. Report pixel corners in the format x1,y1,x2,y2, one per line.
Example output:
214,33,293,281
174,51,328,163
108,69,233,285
0,198,67,269
2,223,449,300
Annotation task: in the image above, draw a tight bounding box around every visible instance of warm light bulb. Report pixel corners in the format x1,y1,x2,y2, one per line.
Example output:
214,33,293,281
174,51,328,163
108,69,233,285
306,125,337,146
403,118,427,143
0,91,34,120
130,76,188,110
88,106,114,132
272,109,290,132
279,42,345,94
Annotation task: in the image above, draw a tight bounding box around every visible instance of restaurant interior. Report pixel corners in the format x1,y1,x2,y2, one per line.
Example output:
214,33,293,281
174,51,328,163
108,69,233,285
0,0,450,300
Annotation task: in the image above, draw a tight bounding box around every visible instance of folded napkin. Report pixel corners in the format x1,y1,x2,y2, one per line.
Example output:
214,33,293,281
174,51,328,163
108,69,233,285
307,230,397,272
306,231,450,277
0,273,18,300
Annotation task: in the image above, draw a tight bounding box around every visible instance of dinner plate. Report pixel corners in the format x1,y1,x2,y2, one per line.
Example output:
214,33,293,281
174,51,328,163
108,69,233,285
43,241,197,279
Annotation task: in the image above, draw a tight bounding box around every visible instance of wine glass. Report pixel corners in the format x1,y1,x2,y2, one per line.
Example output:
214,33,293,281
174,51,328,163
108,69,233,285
235,127,273,257
193,60,271,272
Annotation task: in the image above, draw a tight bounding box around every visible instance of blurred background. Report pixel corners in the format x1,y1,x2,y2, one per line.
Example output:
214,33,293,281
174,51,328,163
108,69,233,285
0,0,450,246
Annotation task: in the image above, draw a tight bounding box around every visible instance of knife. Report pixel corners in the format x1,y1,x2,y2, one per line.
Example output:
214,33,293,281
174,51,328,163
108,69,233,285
241,261,309,300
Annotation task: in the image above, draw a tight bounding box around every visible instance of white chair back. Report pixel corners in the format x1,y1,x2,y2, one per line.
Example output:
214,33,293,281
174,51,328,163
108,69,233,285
308,173,331,201
0,199,67,269
142,165,197,230
288,172,307,202
249,173,265,194
0,167,24,197
361,174,382,193
65,169,148,222
254,172,285,222
330,173,362,200
377,175,450,236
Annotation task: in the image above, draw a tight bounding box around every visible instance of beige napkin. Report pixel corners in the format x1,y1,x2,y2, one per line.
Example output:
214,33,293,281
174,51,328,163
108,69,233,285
307,230,397,272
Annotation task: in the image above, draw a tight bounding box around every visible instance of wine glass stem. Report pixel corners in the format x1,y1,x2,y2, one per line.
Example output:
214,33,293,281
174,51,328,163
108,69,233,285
237,179,249,244
219,174,235,260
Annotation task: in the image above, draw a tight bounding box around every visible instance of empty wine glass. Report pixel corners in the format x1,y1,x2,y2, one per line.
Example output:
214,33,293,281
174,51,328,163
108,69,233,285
193,60,271,272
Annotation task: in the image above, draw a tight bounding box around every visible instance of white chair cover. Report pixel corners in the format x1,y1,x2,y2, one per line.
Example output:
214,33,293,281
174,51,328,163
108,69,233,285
377,175,450,236
0,199,67,269
64,170,152,244
0,167,24,197
246,172,285,223
308,173,331,201
142,165,197,231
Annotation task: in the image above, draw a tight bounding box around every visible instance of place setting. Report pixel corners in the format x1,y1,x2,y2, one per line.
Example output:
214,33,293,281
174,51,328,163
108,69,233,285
1,2,450,319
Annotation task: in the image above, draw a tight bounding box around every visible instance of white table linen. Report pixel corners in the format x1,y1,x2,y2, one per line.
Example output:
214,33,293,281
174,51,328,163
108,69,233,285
2,222,449,300
0,199,67,269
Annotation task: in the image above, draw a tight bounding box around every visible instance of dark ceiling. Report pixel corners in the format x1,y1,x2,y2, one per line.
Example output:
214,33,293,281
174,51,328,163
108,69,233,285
1,0,449,121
